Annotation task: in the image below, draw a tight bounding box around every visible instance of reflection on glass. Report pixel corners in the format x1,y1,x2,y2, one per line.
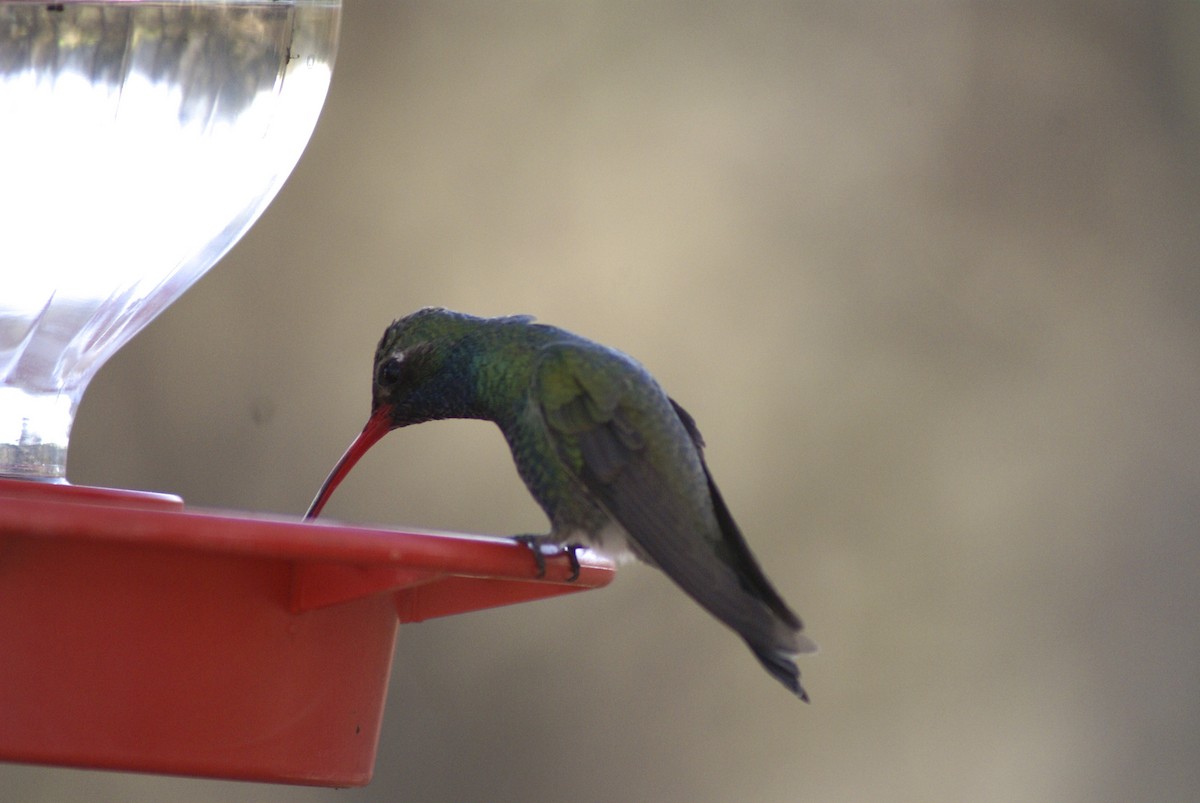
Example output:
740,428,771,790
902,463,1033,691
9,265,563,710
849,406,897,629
0,1,340,479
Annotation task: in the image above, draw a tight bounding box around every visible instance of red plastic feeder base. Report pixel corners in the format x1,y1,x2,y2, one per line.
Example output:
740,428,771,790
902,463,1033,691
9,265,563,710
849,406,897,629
0,479,612,787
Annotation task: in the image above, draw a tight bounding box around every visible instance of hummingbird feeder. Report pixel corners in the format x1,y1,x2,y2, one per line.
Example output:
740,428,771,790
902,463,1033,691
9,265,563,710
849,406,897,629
0,1,613,787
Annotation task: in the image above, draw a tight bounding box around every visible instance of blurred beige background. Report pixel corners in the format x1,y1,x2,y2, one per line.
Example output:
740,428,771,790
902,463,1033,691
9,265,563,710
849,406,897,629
5,2,1200,801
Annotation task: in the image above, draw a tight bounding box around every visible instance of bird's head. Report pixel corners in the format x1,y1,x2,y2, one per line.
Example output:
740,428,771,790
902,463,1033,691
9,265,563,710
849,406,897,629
368,306,479,429
305,307,531,519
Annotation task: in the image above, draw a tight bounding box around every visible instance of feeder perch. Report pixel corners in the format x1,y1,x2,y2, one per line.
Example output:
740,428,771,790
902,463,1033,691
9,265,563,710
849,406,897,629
0,479,613,786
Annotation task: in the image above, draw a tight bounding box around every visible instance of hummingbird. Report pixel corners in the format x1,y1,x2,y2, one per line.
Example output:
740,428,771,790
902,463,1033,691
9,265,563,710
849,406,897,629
306,307,816,699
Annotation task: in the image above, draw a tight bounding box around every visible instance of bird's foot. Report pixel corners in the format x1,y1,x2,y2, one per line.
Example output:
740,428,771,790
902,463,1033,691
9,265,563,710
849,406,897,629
513,535,548,578
564,543,582,582
512,536,583,582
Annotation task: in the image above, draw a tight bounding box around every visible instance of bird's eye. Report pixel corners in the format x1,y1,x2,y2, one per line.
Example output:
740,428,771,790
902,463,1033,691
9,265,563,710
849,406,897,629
378,357,404,386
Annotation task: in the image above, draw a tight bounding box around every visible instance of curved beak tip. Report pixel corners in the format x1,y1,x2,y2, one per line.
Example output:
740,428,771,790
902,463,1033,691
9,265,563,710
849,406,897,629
304,406,394,520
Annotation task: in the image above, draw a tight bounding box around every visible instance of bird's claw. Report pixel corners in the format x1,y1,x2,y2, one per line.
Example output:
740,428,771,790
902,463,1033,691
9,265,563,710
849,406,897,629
564,544,582,582
513,535,548,578
513,536,582,582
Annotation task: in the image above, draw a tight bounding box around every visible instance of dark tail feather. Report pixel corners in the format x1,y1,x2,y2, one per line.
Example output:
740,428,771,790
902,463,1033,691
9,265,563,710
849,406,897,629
752,642,811,702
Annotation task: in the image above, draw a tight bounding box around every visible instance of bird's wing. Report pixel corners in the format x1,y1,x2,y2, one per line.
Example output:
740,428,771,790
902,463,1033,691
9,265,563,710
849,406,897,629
533,342,809,655
667,398,805,632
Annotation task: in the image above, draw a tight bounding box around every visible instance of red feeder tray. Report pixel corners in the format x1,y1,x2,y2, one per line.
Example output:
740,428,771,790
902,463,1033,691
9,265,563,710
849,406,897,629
0,478,613,787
